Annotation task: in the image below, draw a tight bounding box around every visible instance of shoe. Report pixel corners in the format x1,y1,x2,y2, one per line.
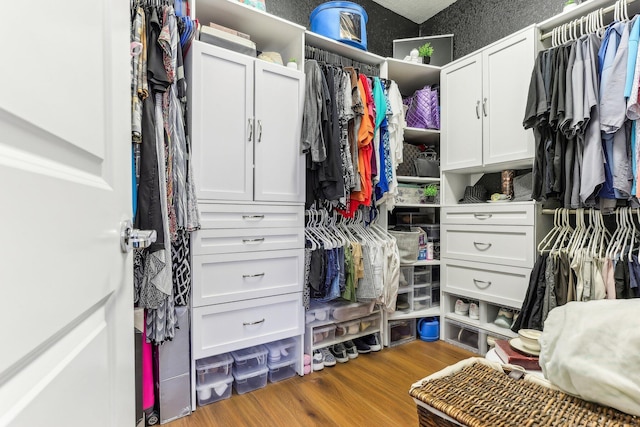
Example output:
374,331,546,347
352,338,371,354
320,347,336,367
454,299,470,316
362,333,382,352
330,343,349,363
343,340,359,359
494,308,513,328
312,350,324,371
469,302,479,320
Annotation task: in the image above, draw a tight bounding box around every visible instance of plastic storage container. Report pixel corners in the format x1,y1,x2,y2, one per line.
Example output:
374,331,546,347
399,266,414,289
310,1,368,51
264,338,297,365
268,359,297,383
196,353,233,385
388,319,416,347
422,224,441,240
231,345,268,376
305,302,332,324
196,376,233,406
312,324,336,345
233,366,269,394
335,319,360,337
359,313,379,333
413,266,432,285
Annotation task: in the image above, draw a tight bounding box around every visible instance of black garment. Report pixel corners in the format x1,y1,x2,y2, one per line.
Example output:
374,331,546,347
319,65,345,201
512,253,548,332
146,7,170,93
615,259,631,299
308,248,326,298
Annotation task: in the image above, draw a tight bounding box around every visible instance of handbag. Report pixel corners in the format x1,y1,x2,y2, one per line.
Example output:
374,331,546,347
413,148,440,177
405,86,432,129
397,142,422,176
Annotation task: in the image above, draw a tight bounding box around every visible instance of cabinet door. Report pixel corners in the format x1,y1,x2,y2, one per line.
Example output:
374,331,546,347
253,61,305,203
482,28,536,166
441,53,483,170
190,42,254,201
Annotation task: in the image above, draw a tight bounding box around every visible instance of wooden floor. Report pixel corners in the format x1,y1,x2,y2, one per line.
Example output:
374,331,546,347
167,340,474,427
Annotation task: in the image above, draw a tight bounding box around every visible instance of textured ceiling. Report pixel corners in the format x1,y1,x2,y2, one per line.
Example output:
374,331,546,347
371,0,459,24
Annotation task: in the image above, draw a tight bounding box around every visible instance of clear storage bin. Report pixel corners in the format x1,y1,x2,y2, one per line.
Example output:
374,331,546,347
233,366,269,395
414,284,430,299
388,319,416,347
312,324,336,345
395,291,411,312
231,345,268,376
196,376,233,406
195,353,233,385
399,266,414,289
335,319,360,337
264,338,297,365
413,266,432,285
267,359,297,383
306,302,332,324
414,296,431,311
359,313,379,333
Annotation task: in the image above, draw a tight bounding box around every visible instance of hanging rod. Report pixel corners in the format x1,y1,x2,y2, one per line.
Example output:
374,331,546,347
541,207,640,214
539,0,639,41
304,44,380,76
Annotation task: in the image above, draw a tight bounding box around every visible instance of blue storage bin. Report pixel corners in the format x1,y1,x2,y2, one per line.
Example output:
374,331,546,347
310,1,368,51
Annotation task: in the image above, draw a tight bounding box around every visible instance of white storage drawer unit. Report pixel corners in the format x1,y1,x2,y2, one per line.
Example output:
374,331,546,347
442,259,530,308
441,224,534,268
192,293,304,359
192,249,304,306
192,227,304,255
441,204,535,226
198,204,304,229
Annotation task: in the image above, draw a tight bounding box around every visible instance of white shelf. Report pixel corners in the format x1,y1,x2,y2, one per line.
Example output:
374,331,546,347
397,176,440,184
310,328,381,352
388,306,440,321
445,312,480,327
195,0,305,61
384,58,441,95
305,31,386,65
400,260,441,267
480,322,518,339
404,127,440,144
395,203,440,208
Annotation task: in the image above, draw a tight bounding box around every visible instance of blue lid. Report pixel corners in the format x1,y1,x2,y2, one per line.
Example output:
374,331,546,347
310,1,368,22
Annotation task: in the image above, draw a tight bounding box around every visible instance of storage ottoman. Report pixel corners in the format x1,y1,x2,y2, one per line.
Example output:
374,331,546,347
409,358,639,427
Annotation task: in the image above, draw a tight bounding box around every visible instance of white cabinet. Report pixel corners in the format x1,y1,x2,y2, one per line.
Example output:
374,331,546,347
189,41,305,203
441,26,538,171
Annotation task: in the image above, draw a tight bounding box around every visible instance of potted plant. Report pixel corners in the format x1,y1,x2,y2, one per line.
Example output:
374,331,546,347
423,184,439,203
564,0,578,12
418,42,434,64
287,58,298,70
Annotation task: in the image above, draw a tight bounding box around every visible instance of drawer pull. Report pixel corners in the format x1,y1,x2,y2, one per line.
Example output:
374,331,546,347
242,215,265,220
242,273,265,278
473,279,491,289
473,213,493,220
242,238,265,244
243,318,265,326
473,242,492,251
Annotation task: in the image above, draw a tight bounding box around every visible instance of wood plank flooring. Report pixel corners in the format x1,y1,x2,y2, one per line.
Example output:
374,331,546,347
166,340,475,427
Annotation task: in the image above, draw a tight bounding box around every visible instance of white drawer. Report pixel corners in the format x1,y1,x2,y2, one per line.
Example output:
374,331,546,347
192,249,303,307
192,293,303,358
192,227,304,255
442,259,531,308
198,203,304,229
441,203,536,226
441,224,534,268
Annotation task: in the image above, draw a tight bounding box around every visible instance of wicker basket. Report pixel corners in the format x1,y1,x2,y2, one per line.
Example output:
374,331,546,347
409,358,640,427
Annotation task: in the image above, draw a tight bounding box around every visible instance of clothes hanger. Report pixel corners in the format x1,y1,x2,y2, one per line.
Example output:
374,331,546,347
538,209,561,253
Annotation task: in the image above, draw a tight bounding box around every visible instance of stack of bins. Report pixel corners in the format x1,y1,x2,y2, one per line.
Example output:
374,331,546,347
231,345,269,394
195,353,234,406
264,338,298,383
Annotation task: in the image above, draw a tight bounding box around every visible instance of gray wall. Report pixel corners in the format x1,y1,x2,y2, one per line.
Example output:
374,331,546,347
266,0,419,57
420,0,563,60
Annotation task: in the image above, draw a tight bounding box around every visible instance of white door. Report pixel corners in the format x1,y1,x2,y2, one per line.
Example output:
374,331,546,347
189,42,254,202
441,53,483,170
483,28,536,166
0,1,133,426
254,62,305,203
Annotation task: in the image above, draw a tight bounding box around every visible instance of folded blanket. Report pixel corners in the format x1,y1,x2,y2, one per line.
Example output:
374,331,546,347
539,299,640,416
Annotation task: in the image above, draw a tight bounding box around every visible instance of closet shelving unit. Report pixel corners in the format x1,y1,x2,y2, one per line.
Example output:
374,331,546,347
379,57,443,346
187,0,307,409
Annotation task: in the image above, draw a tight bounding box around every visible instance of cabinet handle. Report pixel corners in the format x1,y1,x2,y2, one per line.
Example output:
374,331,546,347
257,119,263,142
473,213,493,220
248,118,254,142
242,238,265,244
475,100,480,119
243,318,265,326
473,241,492,251
482,97,488,117
242,215,265,220
242,273,265,278
473,279,491,289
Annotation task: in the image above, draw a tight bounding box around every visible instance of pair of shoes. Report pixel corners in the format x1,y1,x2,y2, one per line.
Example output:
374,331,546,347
320,347,336,367
353,333,382,353
454,299,470,316
494,308,513,328
330,343,349,363
312,350,324,371
469,302,479,320
343,340,358,359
